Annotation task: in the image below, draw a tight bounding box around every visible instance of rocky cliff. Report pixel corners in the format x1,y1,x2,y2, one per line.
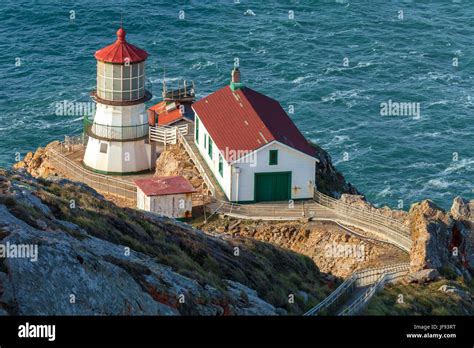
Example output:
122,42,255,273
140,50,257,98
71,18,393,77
0,169,331,315
154,144,206,197
201,218,407,278
310,143,359,197
329,193,473,278
13,141,59,178
409,199,473,278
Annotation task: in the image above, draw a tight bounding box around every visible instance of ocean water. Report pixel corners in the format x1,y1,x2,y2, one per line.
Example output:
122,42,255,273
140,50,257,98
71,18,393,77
0,0,472,210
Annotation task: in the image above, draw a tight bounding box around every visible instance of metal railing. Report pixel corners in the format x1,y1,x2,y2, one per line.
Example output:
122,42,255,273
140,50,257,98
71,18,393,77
212,196,411,251
304,274,357,316
149,124,189,145
313,190,412,252
338,263,410,316
213,200,331,221
162,80,196,101
47,144,138,202
314,190,409,234
304,263,410,316
176,130,216,197
84,115,149,141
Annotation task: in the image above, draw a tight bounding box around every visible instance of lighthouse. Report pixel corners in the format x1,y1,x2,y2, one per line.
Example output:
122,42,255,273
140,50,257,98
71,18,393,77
83,27,154,174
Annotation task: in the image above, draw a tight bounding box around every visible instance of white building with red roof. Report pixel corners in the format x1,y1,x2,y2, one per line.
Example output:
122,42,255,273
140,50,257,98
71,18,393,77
192,68,318,203
134,176,196,220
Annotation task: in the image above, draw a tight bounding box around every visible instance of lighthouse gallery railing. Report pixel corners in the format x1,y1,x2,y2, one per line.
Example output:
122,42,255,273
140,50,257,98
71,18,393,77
83,115,149,141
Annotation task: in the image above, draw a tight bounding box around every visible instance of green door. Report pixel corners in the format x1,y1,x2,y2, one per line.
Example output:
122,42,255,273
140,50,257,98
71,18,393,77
254,172,291,202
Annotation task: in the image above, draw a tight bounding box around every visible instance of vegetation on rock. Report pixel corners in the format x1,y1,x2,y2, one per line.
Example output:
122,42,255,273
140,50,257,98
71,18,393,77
0,168,332,315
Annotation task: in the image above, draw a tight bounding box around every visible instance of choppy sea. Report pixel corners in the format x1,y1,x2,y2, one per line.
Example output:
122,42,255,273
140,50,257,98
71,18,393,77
0,0,472,210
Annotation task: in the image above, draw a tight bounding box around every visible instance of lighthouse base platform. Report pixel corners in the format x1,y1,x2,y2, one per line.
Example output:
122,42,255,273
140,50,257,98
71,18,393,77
83,137,156,175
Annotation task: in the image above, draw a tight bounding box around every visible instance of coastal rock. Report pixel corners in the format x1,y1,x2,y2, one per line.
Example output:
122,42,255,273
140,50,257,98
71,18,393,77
225,280,277,315
438,285,471,300
155,144,206,196
0,169,332,315
13,141,60,178
408,200,461,273
311,144,359,197
451,196,474,231
202,218,407,278
405,268,440,284
0,200,279,316
339,194,408,223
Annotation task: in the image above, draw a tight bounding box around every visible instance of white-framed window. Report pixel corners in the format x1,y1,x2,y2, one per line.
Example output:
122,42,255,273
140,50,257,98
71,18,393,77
96,61,145,101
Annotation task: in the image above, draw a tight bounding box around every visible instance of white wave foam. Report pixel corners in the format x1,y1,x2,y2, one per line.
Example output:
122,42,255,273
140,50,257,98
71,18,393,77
407,162,438,169
414,131,441,138
326,135,350,147
191,61,216,71
426,178,452,189
442,158,474,175
376,185,393,198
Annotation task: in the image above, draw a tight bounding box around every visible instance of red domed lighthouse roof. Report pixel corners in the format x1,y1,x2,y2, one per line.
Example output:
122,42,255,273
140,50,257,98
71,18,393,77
95,27,148,64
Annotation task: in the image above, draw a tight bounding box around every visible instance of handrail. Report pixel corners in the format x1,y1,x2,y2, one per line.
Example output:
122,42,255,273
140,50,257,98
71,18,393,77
176,130,216,197
304,263,409,316
304,274,357,316
84,115,149,141
313,190,409,235
313,190,411,252
338,263,410,316
149,124,189,145
212,199,410,250
47,144,138,201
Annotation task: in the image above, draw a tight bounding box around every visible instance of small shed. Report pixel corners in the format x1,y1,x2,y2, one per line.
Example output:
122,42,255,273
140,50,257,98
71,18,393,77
134,176,196,220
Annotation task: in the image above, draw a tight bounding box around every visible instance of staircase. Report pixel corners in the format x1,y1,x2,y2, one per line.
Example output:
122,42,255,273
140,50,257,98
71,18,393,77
178,124,228,202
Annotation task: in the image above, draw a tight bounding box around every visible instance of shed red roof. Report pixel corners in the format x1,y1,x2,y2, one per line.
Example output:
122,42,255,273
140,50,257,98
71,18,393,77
148,101,185,126
95,27,148,64
192,86,316,162
134,176,196,196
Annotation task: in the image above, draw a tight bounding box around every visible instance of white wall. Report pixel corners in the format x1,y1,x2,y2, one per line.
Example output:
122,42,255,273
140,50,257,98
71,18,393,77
137,188,150,210
84,137,153,173
83,102,153,173
194,115,232,199
94,103,148,127
137,188,193,219
231,141,316,202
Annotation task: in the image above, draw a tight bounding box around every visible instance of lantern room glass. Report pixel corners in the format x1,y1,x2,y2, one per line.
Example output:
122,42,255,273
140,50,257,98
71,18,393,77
96,61,145,102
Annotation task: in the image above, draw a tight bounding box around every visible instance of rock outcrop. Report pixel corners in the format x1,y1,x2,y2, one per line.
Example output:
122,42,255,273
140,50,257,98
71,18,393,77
311,143,359,197
339,193,409,223
451,196,474,231
0,169,330,315
155,144,206,197
201,218,407,278
408,199,472,276
451,197,474,268
13,141,59,178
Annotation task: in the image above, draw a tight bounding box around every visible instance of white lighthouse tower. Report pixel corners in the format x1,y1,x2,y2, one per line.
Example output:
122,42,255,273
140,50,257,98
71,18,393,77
83,27,154,174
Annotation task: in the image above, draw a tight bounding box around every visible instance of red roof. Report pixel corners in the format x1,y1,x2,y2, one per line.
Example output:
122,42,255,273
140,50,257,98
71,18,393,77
134,176,196,196
192,86,316,162
148,101,185,126
95,28,148,64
